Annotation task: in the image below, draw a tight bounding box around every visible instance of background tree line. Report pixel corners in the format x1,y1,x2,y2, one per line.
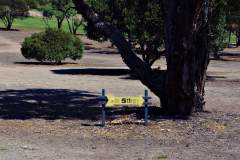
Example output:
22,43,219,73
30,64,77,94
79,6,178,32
1,0,239,52
86,0,240,62
0,0,83,35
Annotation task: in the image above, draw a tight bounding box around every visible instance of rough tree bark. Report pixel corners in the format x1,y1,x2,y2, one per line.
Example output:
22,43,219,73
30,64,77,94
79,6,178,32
162,0,209,115
73,0,209,116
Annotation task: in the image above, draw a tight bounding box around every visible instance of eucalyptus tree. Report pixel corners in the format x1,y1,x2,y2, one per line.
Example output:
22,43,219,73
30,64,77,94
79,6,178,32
73,0,210,116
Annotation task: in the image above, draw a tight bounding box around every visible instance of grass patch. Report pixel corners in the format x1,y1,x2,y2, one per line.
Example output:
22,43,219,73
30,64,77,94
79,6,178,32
0,17,85,34
228,32,237,45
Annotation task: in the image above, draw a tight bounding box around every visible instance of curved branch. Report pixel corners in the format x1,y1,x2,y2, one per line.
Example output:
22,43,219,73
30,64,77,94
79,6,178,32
73,0,165,98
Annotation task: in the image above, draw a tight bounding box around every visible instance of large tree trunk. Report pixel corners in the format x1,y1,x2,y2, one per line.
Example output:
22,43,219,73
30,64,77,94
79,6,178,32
73,0,209,116
162,0,209,115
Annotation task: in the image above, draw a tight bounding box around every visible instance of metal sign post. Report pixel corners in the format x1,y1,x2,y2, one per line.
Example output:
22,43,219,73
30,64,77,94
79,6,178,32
99,89,151,127
100,89,106,127
144,90,149,126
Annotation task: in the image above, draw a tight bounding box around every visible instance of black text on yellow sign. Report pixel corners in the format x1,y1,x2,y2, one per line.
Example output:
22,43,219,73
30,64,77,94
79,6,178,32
106,95,144,107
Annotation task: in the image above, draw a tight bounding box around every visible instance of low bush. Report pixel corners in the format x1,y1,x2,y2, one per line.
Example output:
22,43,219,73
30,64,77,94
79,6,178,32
21,28,84,64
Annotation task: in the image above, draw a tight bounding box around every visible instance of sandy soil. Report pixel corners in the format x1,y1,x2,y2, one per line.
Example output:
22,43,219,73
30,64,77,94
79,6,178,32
0,30,239,160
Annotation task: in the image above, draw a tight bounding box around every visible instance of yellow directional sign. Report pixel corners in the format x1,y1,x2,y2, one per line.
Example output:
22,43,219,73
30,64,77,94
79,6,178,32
106,95,144,107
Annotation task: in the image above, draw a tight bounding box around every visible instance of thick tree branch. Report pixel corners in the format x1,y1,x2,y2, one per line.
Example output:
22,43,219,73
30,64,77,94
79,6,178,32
73,0,165,98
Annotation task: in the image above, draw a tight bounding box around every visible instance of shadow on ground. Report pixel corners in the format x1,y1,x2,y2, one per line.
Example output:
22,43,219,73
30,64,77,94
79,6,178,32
14,62,78,66
52,68,133,76
51,68,140,80
0,89,167,122
206,75,227,81
210,51,240,62
0,28,20,31
0,89,100,120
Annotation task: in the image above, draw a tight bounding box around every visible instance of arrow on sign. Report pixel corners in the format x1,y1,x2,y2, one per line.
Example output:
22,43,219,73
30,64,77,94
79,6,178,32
106,95,144,107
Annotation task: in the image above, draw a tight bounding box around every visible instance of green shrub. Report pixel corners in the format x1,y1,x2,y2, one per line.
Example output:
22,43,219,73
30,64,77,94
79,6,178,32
21,28,84,63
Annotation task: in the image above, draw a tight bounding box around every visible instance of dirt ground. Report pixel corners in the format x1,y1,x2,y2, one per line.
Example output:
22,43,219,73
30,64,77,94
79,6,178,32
0,30,239,160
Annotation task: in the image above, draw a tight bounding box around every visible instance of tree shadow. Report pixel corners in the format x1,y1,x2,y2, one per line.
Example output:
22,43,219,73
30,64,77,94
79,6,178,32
0,88,156,121
206,75,227,81
51,68,133,76
14,62,78,66
0,28,20,31
0,88,192,123
220,52,240,56
210,51,240,61
0,89,100,120
217,56,240,62
92,50,118,54
51,68,168,81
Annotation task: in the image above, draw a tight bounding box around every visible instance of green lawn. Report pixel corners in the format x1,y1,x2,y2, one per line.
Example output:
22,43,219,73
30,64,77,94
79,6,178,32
0,16,85,34
229,33,237,44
